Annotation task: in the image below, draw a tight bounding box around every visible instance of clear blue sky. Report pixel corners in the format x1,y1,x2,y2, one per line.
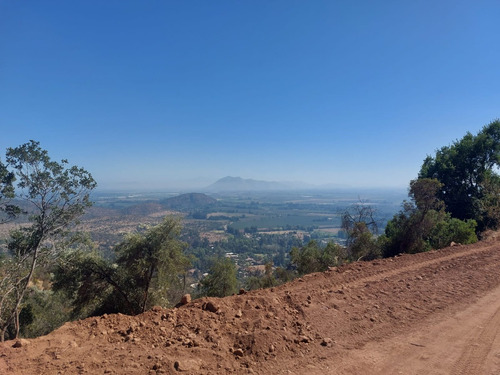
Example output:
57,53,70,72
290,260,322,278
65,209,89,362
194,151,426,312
1,1,499,190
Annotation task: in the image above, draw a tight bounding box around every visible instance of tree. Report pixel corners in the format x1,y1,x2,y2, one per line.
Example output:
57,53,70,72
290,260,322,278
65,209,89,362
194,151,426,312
348,223,381,261
419,120,500,230
428,217,477,249
198,257,238,297
53,217,190,317
290,240,345,275
113,217,190,313
382,178,477,257
245,261,278,291
341,200,380,261
0,141,96,341
0,157,19,222
341,200,378,240
479,172,500,230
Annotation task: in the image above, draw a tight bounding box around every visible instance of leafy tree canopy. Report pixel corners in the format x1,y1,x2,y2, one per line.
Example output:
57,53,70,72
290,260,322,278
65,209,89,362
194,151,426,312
1,140,96,341
382,178,477,257
419,120,500,230
53,217,190,317
290,240,346,275
198,257,238,298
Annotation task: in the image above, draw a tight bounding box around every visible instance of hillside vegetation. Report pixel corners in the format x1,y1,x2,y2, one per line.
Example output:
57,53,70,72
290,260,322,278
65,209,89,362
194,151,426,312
2,234,500,374
0,120,499,345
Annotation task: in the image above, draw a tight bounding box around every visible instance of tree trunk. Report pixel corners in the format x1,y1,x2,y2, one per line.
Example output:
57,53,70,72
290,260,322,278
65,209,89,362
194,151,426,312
141,265,156,313
1,245,40,341
14,307,19,339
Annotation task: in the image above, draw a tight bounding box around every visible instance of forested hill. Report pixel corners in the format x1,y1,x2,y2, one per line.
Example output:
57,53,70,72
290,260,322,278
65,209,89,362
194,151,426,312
160,193,217,211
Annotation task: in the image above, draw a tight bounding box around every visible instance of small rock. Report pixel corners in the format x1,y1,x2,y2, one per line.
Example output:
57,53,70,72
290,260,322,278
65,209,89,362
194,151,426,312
321,338,333,346
298,335,311,343
12,339,29,348
233,348,244,357
203,301,219,313
174,359,201,371
152,363,162,370
235,309,243,318
239,289,246,295
180,294,191,305
124,334,134,342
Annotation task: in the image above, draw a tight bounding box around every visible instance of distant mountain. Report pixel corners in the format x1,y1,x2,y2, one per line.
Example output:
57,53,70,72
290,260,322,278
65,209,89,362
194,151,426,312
160,193,217,211
204,176,295,192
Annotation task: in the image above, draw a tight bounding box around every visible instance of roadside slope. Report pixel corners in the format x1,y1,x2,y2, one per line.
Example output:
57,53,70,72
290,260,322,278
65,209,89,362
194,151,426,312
1,234,500,374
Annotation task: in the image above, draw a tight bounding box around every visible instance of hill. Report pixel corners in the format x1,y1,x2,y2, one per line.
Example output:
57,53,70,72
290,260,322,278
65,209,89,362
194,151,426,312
2,234,500,374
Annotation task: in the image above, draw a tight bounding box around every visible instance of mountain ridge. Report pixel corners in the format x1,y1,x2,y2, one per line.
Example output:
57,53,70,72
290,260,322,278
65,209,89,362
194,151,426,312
204,176,310,192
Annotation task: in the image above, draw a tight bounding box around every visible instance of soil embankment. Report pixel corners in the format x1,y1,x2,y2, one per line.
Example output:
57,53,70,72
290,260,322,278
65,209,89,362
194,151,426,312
2,234,500,374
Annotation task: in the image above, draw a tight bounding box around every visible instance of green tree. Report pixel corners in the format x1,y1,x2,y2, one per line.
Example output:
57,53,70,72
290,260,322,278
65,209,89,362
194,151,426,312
53,217,190,316
0,141,96,341
290,240,345,275
0,157,18,222
348,223,381,261
198,257,238,297
419,120,500,230
382,178,477,257
341,201,380,261
428,217,477,249
479,172,500,230
17,287,71,339
244,262,277,291
290,240,322,275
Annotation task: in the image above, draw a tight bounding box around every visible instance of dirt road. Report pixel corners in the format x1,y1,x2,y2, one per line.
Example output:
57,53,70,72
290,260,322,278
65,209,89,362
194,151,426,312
1,234,500,374
332,281,500,375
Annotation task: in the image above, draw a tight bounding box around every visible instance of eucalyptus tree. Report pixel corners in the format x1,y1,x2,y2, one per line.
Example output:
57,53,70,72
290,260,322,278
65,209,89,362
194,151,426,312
0,141,96,341
53,217,190,317
0,157,18,222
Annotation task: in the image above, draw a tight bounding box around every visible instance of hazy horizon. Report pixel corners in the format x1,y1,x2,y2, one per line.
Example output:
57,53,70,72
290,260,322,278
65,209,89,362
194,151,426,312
90,178,409,192
1,2,499,191
91,175,410,195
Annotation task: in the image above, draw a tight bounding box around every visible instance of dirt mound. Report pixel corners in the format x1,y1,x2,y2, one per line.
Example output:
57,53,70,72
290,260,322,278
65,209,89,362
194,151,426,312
2,236,500,374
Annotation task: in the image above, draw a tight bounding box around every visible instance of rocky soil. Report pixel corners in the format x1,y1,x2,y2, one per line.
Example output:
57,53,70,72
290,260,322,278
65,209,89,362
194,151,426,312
2,233,500,374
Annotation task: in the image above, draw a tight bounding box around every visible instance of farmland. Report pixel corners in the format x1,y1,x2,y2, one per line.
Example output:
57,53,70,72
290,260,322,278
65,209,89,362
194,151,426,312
82,188,405,265
1,187,406,286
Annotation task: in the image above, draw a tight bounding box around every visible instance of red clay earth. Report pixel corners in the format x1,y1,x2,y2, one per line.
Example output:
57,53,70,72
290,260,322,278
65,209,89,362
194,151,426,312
2,232,500,374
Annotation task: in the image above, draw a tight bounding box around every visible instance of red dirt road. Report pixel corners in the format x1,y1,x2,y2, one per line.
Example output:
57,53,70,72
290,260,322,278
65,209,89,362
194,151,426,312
2,233,500,374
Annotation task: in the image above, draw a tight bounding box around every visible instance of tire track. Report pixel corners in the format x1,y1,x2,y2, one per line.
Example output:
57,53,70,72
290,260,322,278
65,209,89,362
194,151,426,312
451,304,500,375
352,243,500,287
292,241,500,294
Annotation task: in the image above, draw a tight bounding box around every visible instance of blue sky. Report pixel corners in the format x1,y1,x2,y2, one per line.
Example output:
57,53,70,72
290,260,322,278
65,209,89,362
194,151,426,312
1,1,499,190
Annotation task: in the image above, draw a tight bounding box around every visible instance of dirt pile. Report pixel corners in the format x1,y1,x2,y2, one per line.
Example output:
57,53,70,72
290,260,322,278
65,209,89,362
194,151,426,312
2,235,500,374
